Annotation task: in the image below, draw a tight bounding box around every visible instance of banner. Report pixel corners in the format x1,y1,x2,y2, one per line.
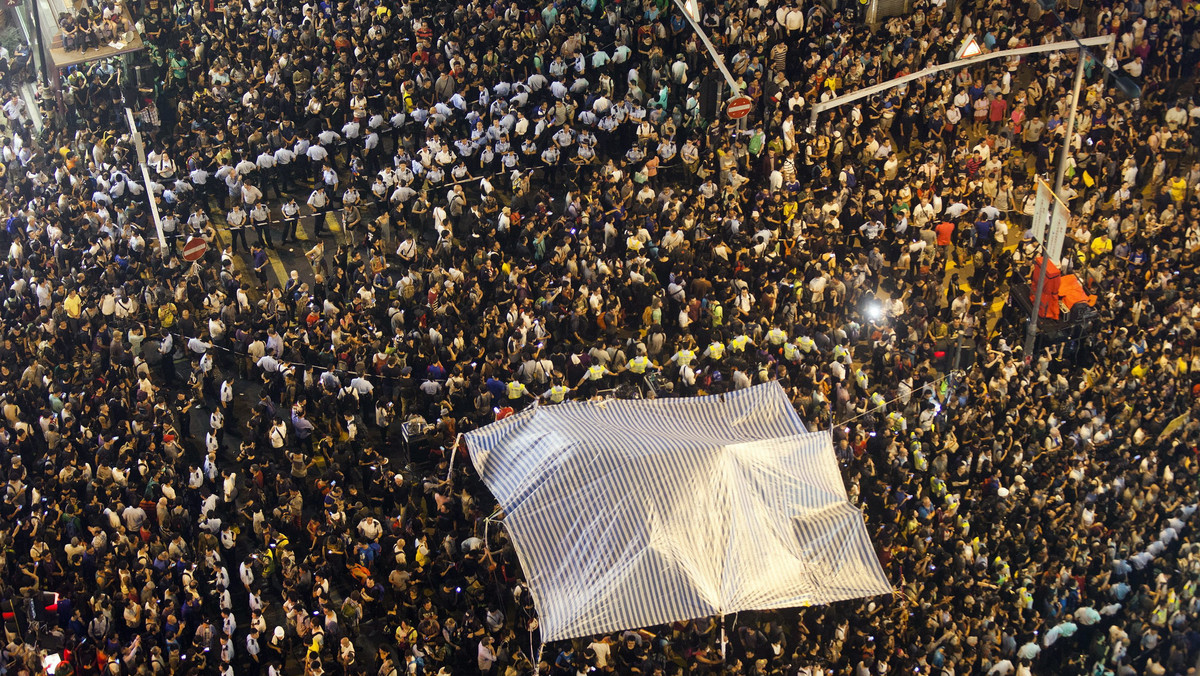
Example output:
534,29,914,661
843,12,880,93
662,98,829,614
1045,193,1071,263
1030,178,1053,244
1159,413,1189,442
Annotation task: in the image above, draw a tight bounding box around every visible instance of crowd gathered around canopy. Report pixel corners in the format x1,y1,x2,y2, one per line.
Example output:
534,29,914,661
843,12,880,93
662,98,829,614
1,0,1200,673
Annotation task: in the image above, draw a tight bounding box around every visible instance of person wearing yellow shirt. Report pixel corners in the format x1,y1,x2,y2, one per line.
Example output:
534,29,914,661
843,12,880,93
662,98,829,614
505,378,534,411
765,327,787,355
670,343,697,369
728,333,753,354
798,335,818,355
708,300,724,328
625,353,652,375
541,378,571,404
1130,360,1148,380
574,362,616,398
782,341,801,364
702,339,726,367
624,346,656,386
63,289,83,324
782,197,798,223
1090,233,1113,258
158,301,178,329
1169,175,1188,203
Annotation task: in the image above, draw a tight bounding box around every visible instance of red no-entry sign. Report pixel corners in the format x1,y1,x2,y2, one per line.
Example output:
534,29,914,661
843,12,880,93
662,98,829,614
726,95,754,119
182,236,208,261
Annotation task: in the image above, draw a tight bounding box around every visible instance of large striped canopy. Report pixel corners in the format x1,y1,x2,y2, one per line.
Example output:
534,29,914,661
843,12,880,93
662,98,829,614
465,382,891,642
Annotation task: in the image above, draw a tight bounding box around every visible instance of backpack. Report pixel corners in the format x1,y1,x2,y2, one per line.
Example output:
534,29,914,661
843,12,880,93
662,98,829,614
65,513,84,542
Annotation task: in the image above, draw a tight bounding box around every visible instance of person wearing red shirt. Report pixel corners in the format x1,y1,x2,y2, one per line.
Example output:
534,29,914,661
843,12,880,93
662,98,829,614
936,220,957,263
966,151,985,176
988,94,1009,133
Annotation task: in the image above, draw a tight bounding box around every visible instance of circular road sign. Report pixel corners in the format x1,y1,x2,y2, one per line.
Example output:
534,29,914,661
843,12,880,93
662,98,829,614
726,95,754,119
182,236,208,262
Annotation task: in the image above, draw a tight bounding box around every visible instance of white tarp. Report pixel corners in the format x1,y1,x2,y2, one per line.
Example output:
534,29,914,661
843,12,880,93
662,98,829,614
465,382,891,642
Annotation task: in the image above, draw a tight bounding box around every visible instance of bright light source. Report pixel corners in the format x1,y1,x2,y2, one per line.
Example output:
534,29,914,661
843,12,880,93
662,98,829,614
865,301,884,322
683,0,700,22
43,654,63,675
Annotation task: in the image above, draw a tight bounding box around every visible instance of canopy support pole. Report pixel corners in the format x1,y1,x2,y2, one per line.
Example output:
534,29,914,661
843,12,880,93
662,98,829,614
445,432,465,483
720,614,727,660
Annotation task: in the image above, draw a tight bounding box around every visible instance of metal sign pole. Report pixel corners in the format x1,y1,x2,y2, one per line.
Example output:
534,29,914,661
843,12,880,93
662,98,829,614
125,107,169,262
1024,52,1085,357
672,0,740,95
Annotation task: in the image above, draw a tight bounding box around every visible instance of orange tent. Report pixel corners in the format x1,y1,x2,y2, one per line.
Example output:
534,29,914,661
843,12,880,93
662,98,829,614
1058,274,1097,310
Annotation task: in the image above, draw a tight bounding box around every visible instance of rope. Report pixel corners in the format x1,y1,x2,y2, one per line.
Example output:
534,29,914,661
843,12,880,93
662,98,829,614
482,507,505,556
157,331,436,383
834,370,962,428
719,613,726,659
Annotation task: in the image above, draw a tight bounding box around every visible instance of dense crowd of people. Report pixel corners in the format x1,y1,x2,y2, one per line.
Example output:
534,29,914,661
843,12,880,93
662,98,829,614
0,0,1199,673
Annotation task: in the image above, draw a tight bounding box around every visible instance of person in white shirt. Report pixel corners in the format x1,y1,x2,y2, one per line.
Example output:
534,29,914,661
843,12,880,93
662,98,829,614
231,152,254,177
154,151,176,180
237,180,259,208
477,636,497,673
268,420,287,449
250,202,272,248
307,188,330,237
280,198,302,243
256,350,281,373
1122,56,1143,78
255,149,278,197
246,628,261,668
273,145,296,191
306,143,329,183
189,165,211,198
226,205,248,252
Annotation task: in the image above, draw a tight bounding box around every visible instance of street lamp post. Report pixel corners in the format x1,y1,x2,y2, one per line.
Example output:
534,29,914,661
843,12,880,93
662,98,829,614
1022,0,1141,356
125,108,170,263
808,36,1114,129
672,0,740,96
1024,53,1084,357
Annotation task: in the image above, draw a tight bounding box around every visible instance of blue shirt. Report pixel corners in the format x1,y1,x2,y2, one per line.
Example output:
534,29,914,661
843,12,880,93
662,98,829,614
291,412,315,439
975,220,993,241
486,377,506,400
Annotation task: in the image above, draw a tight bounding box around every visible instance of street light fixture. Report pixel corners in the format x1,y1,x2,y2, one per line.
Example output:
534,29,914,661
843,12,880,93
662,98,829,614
808,35,1114,127
1036,0,1141,99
